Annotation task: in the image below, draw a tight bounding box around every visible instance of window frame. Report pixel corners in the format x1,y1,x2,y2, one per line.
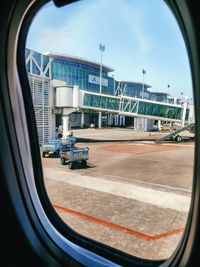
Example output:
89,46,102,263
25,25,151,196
2,0,200,266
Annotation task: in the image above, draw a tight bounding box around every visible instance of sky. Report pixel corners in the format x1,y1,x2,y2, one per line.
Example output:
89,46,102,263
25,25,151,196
26,0,193,100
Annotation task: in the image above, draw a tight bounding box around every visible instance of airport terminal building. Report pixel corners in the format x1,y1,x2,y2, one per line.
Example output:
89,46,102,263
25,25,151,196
25,48,183,144
47,52,115,95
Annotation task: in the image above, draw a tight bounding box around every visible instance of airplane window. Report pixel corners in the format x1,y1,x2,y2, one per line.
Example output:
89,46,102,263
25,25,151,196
25,0,194,261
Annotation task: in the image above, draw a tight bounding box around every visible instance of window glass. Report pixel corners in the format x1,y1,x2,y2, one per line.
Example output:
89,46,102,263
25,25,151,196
26,0,194,260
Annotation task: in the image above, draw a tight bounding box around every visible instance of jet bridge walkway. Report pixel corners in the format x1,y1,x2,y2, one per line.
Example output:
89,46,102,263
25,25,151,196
53,84,192,137
79,90,189,123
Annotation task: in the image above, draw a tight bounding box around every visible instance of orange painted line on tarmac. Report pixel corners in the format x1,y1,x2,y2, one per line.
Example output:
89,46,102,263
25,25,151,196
53,203,184,241
153,227,184,240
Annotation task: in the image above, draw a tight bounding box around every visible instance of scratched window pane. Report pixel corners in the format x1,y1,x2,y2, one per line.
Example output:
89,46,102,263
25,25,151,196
26,0,194,260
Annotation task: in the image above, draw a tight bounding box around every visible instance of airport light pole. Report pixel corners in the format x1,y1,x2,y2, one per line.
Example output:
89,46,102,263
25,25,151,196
142,69,146,99
167,84,170,103
98,44,105,128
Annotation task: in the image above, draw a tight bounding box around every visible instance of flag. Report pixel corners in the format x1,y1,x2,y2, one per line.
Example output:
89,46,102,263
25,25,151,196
142,69,146,74
99,44,105,52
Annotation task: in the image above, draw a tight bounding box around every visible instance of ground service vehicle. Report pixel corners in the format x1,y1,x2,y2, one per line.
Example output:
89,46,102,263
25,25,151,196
59,136,89,169
41,138,61,157
155,123,195,143
60,144,89,169
0,1,200,267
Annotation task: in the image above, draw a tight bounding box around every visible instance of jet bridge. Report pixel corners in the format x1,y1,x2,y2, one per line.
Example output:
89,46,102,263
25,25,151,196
79,90,189,123
53,83,191,135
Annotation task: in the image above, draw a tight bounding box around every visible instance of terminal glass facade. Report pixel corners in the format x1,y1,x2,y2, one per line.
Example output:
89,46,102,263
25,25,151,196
115,81,151,99
115,81,169,103
150,92,168,102
25,48,170,103
52,59,114,95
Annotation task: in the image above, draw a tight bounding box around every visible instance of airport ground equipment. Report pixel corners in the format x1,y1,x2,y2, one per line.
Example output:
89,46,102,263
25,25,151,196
59,136,89,169
154,122,195,144
40,138,61,157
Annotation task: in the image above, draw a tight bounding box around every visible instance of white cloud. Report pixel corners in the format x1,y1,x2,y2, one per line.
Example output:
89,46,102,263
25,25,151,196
121,2,152,56
36,0,152,59
38,0,109,56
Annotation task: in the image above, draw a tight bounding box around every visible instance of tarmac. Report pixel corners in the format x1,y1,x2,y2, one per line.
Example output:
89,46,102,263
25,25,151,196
42,128,194,260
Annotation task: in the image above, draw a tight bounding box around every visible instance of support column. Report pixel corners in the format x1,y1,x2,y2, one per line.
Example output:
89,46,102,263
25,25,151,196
142,118,146,131
98,112,102,128
108,113,112,126
181,96,188,127
81,112,84,128
158,120,161,131
114,115,119,126
174,97,177,105
119,115,125,126
119,116,123,126
62,115,71,137
122,116,125,126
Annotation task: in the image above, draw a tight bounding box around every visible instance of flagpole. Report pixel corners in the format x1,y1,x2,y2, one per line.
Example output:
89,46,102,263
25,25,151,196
167,84,170,103
98,44,105,128
142,69,146,99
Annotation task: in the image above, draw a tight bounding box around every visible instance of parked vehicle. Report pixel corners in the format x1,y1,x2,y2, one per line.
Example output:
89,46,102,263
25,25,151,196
40,138,61,157
59,138,89,169
150,125,160,131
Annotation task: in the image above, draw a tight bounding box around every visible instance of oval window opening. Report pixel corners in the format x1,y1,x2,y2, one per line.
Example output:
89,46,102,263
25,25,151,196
26,0,194,261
